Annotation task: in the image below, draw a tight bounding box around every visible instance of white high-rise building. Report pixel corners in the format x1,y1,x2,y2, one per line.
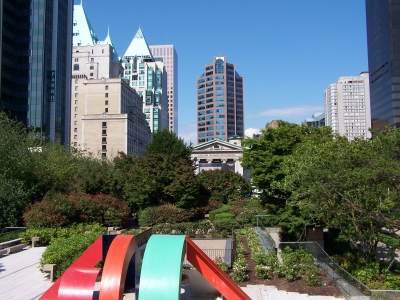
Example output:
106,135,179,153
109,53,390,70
149,45,178,133
324,72,371,140
122,29,169,133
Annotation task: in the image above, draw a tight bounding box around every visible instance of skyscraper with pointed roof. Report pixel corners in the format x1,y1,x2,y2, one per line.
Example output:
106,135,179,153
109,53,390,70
122,29,169,133
70,3,151,157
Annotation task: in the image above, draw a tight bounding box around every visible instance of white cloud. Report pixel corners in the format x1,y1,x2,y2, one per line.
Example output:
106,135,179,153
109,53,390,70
250,105,324,119
178,122,197,146
245,128,261,138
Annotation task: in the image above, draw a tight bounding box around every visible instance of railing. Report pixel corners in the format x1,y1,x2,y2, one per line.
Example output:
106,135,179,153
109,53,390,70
0,228,26,249
183,248,233,268
257,221,277,250
279,242,400,300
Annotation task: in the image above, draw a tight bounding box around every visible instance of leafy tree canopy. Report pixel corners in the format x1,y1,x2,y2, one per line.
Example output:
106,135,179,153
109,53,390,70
197,169,251,203
144,128,193,161
277,127,400,259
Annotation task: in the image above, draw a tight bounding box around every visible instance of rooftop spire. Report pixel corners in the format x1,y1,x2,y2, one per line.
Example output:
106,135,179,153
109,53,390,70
72,2,98,46
123,28,154,60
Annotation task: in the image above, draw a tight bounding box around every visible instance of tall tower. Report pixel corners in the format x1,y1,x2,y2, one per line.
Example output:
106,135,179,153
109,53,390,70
71,3,151,158
122,29,169,133
0,0,73,144
324,72,371,140
149,45,178,133
196,56,244,144
365,0,400,129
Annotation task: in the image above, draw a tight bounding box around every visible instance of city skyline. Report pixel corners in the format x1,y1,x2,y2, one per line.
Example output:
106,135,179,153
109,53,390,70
74,0,368,144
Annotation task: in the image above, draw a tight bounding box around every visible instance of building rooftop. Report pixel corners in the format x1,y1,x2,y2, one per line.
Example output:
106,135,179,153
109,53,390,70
123,28,154,60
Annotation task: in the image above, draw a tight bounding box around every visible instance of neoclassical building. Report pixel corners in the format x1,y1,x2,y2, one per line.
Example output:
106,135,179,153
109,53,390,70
191,137,250,181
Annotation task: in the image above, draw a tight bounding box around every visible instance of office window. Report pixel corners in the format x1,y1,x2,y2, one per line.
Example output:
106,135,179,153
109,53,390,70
74,135,77,139
75,86,78,91
75,100,78,105
105,100,108,105
74,107,78,111
105,93,108,97
91,58,94,62
105,85,108,90
74,121,78,125
73,64,79,70
74,128,77,132
75,93,78,97
105,108,108,112
90,66,94,70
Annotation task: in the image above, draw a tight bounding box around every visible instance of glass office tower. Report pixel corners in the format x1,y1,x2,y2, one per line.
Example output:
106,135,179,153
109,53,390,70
365,0,400,129
0,0,73,144
196,56,244,144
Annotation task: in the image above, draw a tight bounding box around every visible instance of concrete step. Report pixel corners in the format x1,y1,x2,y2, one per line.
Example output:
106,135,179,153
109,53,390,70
241,285,346,300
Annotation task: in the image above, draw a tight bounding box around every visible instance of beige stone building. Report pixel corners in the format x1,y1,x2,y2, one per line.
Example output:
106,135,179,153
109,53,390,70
70,3,151,158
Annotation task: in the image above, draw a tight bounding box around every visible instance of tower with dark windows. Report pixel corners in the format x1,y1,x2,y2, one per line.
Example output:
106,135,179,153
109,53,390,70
196,56,244,144
0,0,73,144
365,0,400,129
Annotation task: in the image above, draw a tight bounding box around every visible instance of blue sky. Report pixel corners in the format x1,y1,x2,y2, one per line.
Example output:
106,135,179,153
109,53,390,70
75,0,368,144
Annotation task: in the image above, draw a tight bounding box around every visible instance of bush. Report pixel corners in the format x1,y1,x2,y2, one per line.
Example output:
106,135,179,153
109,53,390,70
23,192,130,228
215,212,235,220
152,221,212,237
20,223,106,245
40,232,101,278
209,205,231,221
212,218,239,238
255,265,273,279
138,204,197,226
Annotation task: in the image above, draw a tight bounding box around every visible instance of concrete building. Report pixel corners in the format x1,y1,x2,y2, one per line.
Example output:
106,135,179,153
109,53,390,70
366,0,400,130
71,3,151,158
191,136,249,181
197,56,244,144
304,112,325,127
324,72,371,140
149,45,178,133
122,29,169,133
0,0,73,144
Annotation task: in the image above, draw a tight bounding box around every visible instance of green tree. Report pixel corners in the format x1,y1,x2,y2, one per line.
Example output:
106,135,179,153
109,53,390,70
197,169,251,203
118,153,199,210
278,128,400,259
0,111,42,227
144,128,193,161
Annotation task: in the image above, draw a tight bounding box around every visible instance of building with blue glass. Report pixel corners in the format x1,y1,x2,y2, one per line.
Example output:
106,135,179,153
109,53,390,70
366,0,400,129
0,0,73,144
121,29,169,133
196,56,244,144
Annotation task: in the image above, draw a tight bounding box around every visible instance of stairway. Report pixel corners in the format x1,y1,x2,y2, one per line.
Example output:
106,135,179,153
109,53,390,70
240,285,346,300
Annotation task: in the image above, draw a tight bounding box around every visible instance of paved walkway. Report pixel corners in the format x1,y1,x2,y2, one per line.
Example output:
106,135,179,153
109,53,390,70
0,246,52,300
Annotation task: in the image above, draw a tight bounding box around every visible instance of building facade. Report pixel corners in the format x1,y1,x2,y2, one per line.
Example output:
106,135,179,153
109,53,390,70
71,3,151,158
196,56,244,144
366,0,400,130
122,29,169,133
324,72,371,140
0,0,73,144
304,112,325,127
191,137,250,181
149,45,178,133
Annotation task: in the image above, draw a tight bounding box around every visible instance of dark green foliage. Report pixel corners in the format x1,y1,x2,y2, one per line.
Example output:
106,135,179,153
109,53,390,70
0,230,23,243
197,169,251,203
115,153,199,210
212,218,239,237
144,128,193,161
152,221,212,237
20,223,106,245
138,204,197,226
23,192,130,228
40,232,102,278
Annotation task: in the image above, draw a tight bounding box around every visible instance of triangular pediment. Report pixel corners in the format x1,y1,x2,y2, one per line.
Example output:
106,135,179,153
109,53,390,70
193,140,243,153
123,28,154,60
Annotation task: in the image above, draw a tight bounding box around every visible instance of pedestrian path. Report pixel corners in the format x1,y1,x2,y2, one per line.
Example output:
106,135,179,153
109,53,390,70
241,285,346,300
0,246,52,300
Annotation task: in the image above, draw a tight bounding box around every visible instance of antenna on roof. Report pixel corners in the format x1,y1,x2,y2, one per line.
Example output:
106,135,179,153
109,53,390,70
80,0,83,5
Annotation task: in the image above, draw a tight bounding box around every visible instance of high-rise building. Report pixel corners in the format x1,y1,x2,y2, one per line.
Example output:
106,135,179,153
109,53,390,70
0,0,73,144
122,29,169,133
304,112,325,128
71,3,151,158
324,72,371,140
149,45,178,134
196,56,244,144
365,0,400,129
